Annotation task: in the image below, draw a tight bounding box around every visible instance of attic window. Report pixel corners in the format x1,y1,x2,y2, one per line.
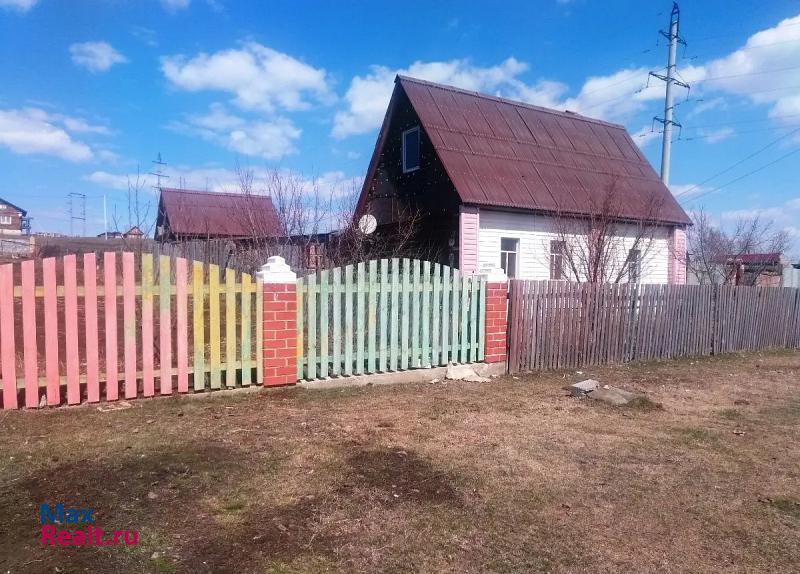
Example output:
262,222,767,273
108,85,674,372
402,126,420,173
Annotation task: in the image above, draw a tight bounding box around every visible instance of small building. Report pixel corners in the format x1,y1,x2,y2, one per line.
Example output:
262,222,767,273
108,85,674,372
155,188,282,242
0,197,30,236
98,226,145,239
355,76,691,283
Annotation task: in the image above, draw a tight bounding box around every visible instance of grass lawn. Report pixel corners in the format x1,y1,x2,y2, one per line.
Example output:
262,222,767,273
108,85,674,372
1,351,799,573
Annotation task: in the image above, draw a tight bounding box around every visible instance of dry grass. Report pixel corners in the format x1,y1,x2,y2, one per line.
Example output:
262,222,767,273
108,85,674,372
1,350,799,573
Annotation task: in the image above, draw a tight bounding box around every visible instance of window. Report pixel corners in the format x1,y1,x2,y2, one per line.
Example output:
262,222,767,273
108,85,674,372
628,249,641,284
550,240,566,280
0,216,11,225
500,237,518,278
402,126,420,173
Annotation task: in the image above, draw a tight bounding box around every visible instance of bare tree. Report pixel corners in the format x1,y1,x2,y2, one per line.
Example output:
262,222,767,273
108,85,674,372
545,178,667,284
687,207,791,285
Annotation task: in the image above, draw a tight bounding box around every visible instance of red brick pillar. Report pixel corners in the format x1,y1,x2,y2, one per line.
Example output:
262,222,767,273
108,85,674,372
258,257,298,387
484,269,508,364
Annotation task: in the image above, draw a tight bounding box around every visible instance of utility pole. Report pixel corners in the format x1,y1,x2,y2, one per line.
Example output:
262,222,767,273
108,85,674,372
103,195,108,239
68,192,86,237
149,153,169,192
649,2,689,186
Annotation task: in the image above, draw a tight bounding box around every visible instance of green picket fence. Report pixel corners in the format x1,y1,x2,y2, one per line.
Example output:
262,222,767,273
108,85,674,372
296,259,487,380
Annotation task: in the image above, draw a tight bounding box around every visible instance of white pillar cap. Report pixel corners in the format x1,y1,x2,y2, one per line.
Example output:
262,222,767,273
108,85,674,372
478,264,507,283
256,256,297,284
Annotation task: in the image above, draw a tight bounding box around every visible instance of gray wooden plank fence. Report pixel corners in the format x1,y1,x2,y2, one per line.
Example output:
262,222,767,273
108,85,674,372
297,259,486,380
508,281,800,373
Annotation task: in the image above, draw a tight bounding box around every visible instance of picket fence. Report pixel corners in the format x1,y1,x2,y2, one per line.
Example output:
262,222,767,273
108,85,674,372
0,253,262,409
508,281,800,373
296,259,486,380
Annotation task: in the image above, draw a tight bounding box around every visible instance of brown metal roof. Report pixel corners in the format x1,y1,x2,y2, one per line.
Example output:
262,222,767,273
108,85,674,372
158,188,282,238
397,75,691,225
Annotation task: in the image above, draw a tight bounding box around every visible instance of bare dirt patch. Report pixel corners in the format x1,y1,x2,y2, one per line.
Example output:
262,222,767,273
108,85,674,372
1,350,799,573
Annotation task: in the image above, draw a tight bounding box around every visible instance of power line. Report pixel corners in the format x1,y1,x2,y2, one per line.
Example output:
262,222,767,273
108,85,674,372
675,123,800,141
673,126,800,198
680,144,800,204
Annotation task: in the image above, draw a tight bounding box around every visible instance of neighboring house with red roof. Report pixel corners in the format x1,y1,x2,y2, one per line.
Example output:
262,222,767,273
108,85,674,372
155,188,283,242
355,76,691,283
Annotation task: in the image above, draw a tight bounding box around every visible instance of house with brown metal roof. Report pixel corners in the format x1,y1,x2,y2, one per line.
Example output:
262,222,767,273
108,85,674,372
155,188,283,242
355,76,691,284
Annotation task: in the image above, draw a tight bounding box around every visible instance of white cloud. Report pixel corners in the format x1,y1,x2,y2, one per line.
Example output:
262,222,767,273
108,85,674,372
631,125,661,148
161,0,190,11
333,58,536,138
162,42,331,112
699,127,735,143
85,166,361,201
0,0,37,11
70,42,128,72
173,103,301,159
84,171,131,190
0,108,93,161
694,15,800,122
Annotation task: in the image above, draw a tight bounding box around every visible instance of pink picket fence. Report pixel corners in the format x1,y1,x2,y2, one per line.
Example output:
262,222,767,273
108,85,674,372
0,252,263,409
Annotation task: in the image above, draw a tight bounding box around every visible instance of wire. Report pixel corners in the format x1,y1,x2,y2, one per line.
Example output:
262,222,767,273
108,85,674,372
681,112,800,130
694,63,800,83
676,124,800,142
680,144,800,204
673,126,800,198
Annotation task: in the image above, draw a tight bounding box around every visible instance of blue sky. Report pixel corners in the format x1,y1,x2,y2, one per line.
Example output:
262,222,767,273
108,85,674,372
1,0,799,253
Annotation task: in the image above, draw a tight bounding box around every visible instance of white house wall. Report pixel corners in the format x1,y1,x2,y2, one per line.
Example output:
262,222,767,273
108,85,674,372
477,209,672,284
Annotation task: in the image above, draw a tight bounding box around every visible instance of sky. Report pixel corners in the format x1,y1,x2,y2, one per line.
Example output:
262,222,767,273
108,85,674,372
1,0,799,253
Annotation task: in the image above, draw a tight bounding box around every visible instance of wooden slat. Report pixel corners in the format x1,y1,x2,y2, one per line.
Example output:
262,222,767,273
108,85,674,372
440,266,450,366
208,264,221,389
104,253,119,401
331,268,340,376
431,264,441,365
400,259,410,370
122,253,137,399
421,261,431,367
367,260,378,373
469,276,478,362
344,265,354,376
389,258,399,371
478,277,486,361
411,260,421,368
21,261,38,408
43,258,60,405
450,270,460,364
460,274,470,363
141,254,155,397
379,259,389,371
63,255,80,405
176,258,189,392
160,256,174,394
225,268,236,388
83,254,100,403
308,273,318,379
0,264,17,409
319,270,329,379
192,261,206,391
356,262,366,374
296,277,304,380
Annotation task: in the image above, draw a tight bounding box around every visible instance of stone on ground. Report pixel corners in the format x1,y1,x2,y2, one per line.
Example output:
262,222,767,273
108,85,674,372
445,364,490,383
570,379,600,397
589,386,640,406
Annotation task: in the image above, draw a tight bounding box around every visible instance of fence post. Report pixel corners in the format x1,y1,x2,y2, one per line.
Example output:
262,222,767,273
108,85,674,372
257,256,298,387
482,267,508,365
